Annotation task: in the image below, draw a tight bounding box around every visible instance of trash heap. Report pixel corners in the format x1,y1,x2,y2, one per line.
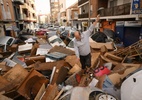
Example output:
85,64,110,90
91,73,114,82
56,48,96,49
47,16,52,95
0,36,142,100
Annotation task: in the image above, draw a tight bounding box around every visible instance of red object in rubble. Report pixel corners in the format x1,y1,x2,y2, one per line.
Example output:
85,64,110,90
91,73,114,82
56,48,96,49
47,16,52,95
36,29,48,35
94,66,111,77
76,74,81,83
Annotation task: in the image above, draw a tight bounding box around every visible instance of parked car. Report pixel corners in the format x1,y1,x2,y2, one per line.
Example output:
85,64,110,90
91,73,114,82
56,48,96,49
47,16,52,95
48,35,66,47
60,30,69,40
36,29,48,35
60,28,76,40
46,31,57,38
66,38,75,51
53,26,60,31
90,31,107,43
0,36,15,52
47,27,56,31
68,29,75,40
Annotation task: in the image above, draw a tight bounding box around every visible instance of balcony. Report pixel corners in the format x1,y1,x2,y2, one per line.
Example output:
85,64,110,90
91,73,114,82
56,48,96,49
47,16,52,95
19,14,37,22
78,13,89,18
78,0,88,6
13,0,24,5
98,3,131,17
19,14,27,20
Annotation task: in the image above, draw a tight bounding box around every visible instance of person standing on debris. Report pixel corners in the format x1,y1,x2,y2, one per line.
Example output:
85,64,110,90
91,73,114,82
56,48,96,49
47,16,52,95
73,15,100,73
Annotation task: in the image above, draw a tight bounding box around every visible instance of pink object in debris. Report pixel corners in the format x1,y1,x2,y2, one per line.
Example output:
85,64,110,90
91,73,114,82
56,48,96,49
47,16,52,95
94,66,111,77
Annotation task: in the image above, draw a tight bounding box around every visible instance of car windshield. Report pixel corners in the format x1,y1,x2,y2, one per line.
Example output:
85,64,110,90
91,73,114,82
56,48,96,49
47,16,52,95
70,32,74,38
68,40,74,48
50,38,62,44
65,27,71,30
62,30,69,35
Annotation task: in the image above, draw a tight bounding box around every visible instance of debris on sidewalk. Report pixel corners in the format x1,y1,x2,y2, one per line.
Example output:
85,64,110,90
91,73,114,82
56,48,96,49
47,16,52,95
0,35,142,100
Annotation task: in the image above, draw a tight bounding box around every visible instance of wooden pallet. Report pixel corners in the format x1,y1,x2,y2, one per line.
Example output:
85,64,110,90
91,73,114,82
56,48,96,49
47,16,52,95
113,39,142,59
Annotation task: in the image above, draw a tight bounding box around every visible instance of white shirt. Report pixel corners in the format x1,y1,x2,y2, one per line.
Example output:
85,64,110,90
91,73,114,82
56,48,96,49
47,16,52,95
73,24,95,58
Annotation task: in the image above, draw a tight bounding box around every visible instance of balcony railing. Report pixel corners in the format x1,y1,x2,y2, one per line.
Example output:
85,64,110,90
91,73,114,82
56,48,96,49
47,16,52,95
78,13,89,18
98,3,131,17
18,14,37,22
78,0,88,6
19,14,27,20
13,0,24,5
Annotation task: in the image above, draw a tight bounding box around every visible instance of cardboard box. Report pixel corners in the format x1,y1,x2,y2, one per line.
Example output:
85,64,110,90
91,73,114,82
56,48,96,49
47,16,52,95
17,69,49,99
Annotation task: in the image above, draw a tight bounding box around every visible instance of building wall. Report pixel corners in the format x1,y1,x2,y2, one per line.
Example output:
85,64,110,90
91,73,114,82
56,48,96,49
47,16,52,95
19,0,37,29
59,0,66,13
20,0,36,21
90,0,98,18
0,3,2,20
72,9,79,20
100,21,116,32
0,24,5,37
66,9,71,23
0,0,15,21
0,0,17,37
50,1,59,23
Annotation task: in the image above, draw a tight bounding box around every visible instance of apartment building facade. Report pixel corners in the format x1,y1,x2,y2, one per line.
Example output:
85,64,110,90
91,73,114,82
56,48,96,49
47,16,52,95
0,0,16,37
66,2,80,29
12,0,24,32
78,0,142,46
58,0,66,25
57,0,78,26
98,0,142,46
50,0,59,24
19,0,37,30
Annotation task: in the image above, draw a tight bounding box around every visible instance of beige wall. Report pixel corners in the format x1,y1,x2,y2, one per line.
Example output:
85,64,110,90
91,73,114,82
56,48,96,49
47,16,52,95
20,0,36,21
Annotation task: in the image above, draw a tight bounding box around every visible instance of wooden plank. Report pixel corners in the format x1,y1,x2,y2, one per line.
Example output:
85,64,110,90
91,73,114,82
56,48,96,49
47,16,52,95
17,69,49,99
3,64,29,88
108,65,140,86
54,88,64,100
65,55,81,67
34,60,71,85
104,53,123,62
34,83,46,100
49,45,75,55
30,43,39,56
91,53,100,68
68,64,82,74
42,83,58,100
0,94,13,100
25,55,45,66
0,76,12,92
90,42,115,50
100,55,119,65
0,62,11,72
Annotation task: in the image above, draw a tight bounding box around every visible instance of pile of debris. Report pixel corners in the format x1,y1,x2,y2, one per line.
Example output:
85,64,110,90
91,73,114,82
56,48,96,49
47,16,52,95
0,36,142,100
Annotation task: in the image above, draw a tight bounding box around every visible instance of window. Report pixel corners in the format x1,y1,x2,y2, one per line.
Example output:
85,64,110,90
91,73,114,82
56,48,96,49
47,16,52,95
29,13,30,17
123,0,130,4
1,0,6,19
33,13,35,18
7,2,12,19
110,0,117,7
74,12,78,18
